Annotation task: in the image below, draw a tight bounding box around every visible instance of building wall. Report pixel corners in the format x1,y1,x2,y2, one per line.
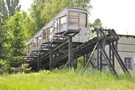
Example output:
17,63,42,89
115,35,135,73
93,35,135,74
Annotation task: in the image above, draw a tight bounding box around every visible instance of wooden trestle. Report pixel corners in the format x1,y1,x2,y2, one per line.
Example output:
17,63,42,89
27,28,130,76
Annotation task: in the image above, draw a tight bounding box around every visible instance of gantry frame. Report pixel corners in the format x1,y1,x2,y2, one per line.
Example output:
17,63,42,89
27,28,130,76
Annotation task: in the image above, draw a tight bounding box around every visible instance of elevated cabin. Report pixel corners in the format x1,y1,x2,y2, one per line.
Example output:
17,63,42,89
26,8,88,56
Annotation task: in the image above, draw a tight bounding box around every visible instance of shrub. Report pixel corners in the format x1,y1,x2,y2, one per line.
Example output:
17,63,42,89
0,60,11,74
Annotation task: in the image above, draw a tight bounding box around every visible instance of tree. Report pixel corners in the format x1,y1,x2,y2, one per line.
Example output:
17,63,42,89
89,18,103,29
0,60,10,74
70,0,91,9
0,0,21,21
21,11,35,40
5,0,21,16
0,11,34,74
0,0,8,21
41,0,69,23
0,1,36,73
0,21,8,60
2,11,28,67
30,0,46,35
88,18,103,39
0,0,21,60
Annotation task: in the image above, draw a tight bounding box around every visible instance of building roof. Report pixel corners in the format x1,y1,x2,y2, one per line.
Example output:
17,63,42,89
118,34,135,38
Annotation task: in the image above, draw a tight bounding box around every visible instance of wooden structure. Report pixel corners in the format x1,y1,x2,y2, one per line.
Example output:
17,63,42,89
26,8,130,76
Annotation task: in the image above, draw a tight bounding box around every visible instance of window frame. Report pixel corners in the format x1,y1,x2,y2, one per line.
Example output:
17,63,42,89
124,57,132,69
79,12,87,27
68,11,87,27
68,11,79,26
59,15,67,25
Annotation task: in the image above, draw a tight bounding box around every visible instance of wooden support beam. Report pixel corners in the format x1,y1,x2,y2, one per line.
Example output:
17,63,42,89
74,55,77,70
83,43,97,72
49,44,53,70
98,43,118,76
111,44,131,77
68,36,73,68
99,48,102,71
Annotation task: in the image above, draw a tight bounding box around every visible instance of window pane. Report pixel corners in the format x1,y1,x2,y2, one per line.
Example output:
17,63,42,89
69,18,78,24
124,57,132,69
128,59,131,63
80,13,87,27
33,42,36,47
46,29,50,42
54,20,57,28
124,58,127,63
60,16,67,24
68,12,79,26
69,12,78,16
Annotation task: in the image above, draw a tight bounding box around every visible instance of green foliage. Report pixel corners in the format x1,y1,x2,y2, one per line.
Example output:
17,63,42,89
0,21,9,60
0,11,32,72
5,0,21,16
0,60,10,74
0,70,135,90
21,12,35,39
41,0,69,23
88,18,103,39
20,63,31,73
77,56,84,69
0,0,28,73
0,0,8,21
10,63,31,73
30,0,45,34
89,18,103,30
70,0,91,9
4,12,26,64
0,0,21,21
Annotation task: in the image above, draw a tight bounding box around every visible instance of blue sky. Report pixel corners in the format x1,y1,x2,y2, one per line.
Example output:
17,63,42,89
20,0,135,35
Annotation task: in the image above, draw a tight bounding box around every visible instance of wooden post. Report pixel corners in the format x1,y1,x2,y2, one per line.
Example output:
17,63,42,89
68,36,73,68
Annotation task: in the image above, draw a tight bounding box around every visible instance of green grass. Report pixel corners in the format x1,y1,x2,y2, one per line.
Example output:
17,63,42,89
0,69,135,90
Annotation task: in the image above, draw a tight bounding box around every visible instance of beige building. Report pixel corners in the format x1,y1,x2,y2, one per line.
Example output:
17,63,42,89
93,34,135,74
115,34,135,73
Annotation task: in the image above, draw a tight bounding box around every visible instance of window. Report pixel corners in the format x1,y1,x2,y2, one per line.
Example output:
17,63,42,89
42,30,46,39
124,57,132,69
28,44,32,54
80,13,87,27
69,12,79,26
46,29,50,42
69,12,79,16
60,16,67,25
69,18,78,25
38,35,42,45
59,16,67,31
33,38,37,48
54,20,58,28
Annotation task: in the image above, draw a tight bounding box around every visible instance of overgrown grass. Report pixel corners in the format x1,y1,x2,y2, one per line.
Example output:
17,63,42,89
0,69,135,90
